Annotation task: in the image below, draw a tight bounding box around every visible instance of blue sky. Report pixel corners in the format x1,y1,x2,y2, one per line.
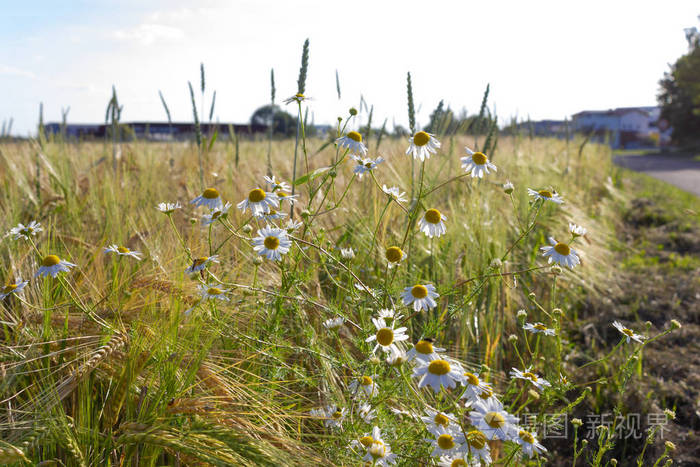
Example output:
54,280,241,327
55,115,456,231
1,0,698,135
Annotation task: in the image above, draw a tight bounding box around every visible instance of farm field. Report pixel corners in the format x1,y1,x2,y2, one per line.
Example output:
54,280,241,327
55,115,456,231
0,131,696,466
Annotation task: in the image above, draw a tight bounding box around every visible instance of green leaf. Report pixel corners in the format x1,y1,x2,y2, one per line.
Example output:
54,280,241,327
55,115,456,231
293,166,330,186
207,129,219,152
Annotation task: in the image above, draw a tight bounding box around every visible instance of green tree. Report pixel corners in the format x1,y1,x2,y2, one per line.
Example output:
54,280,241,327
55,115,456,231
250,105,297,137
658,21,700,146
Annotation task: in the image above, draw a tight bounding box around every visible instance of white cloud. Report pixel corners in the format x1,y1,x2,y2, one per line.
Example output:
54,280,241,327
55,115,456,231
113,23,184,46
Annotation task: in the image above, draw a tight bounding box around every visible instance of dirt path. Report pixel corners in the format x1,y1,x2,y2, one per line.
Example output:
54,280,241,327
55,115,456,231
614,153,700,197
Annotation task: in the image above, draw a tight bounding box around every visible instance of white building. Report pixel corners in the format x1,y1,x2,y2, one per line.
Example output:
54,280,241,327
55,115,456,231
572,107,671,149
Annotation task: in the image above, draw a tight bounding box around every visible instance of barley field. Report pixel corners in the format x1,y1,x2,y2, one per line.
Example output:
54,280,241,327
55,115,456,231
0,110,686,467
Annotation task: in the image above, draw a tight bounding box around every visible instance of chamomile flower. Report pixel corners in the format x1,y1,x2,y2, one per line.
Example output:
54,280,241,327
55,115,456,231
515,429,547,458
523,322,556,336
156,202,181,214
429,425,465,457
406,131,440,161
382,185,408,203
461,147,497,178
340,247,355,259
569,222,587,237
349,375,379,398
413,356,464,393
352,155,384,178
310,404,347,429
527,188,564,204
357,403,377,424
237,188,279,217
336,131,368,155
9,221,43,240
185,255,220,274
386,346,409,367
420,408,458,433
385,246,407,268
257,209,287,221
460,371,493,404
264,175,291,192
36,255,76,278
438,453,473,467
463,430,492,464
510,367,551,391
276,191,299,205
406,339,445,363
366,317,409,354
540,237,580,268
198,283,230,301
323,317,345,330
201,202,231,225
283,93,308,105
285,219,303,232
365,439,397,466
104,244,143,260
0,279,28,300
401,283,439,312
191,188,224,210
252,227,292,261
469,398,518,441
376,308,402,321
613,321,646,344
419,209,447,238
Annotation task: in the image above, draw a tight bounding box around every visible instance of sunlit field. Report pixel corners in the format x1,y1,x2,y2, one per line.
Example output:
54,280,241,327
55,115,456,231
0,112,685,467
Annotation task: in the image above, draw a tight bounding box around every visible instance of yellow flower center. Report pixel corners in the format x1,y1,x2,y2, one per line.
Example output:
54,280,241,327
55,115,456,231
622,328,634,337
485,411,505,429
523,372,537,381
411,284,428,299
332,409,343,419
361,376,373,386
207,287,223,296
117,246,130,254
278,192,288,198
434,413,449,427
538,190,552,198
359,436,374,447
464,372,480,386
347,131,362,142
248,188,266,203
385,246,403,263
264,236,280,250
369,442,386,459
2,284,17,294
479,388,493,399
471,151,487,165
193,257,208,267
41,255,61,267
376,328,394,346
534,323,547,330
519,430,534,444
554,242,571,256
295,93,304,99
437,434,455,450
424,209,441,224
451,460,467,467
202,188,219,199
364,161,373,168
466,430,487,449
413,131,430,146
428,359,451,375
415,340,434,354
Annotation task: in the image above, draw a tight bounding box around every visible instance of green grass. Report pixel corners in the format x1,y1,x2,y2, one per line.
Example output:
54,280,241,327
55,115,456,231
0,130,683,466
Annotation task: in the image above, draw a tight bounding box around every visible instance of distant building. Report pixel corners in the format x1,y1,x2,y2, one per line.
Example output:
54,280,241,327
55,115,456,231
572,107,671,149
516,120,569,138
43,122,268,141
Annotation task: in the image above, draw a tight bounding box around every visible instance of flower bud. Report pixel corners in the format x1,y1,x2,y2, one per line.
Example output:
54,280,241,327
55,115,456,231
664,409,676,420
670,319,681,329
551,265,563,275
665,441,676,451
503,181,514,194
253,256,263,266
571,418,583,427
329,169,337,178
508,334,518,343
242,224,253,234
349,107,358,116
610,459,617,466
516,309,527,321
528,292,536,301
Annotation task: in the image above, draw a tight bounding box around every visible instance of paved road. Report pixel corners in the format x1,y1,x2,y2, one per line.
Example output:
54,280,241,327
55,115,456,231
614,154,700,197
